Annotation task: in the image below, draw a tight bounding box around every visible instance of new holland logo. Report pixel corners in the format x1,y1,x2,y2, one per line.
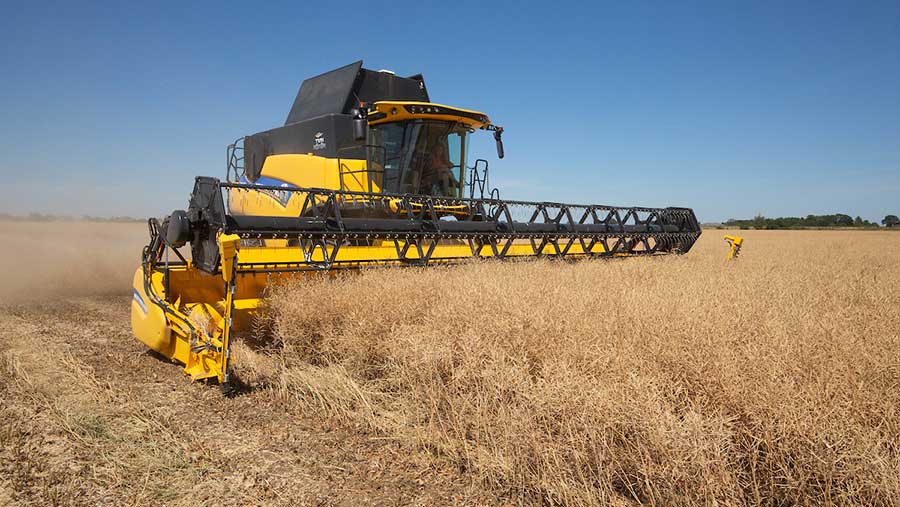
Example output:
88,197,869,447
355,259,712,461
313,132,326,151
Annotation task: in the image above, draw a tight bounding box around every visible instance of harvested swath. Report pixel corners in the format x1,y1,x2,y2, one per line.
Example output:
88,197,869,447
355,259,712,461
262,230,900,506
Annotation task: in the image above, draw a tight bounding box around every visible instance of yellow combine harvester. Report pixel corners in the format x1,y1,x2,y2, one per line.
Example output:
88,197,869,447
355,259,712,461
132,61,701,389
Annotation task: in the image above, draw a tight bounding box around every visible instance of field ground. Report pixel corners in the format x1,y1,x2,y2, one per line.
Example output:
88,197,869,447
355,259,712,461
1,221,899,505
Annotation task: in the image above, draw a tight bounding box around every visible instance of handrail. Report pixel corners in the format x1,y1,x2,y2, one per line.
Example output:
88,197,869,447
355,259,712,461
337,144,387,193
225,137,245,183
467,158,499,200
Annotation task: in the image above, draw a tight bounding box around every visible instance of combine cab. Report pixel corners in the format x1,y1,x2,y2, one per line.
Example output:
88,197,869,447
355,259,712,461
132,61,701,386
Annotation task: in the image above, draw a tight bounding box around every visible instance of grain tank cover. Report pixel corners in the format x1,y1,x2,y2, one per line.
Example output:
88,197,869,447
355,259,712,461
285,61,430,125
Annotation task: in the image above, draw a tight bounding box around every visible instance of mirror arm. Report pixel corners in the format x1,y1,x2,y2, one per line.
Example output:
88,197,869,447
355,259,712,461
486,124,505,159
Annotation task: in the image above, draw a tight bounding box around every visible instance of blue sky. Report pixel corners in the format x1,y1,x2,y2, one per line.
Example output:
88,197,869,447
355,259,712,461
1,1,898,222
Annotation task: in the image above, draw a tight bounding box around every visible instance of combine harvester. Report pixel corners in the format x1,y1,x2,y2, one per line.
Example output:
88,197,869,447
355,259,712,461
132,61,701,388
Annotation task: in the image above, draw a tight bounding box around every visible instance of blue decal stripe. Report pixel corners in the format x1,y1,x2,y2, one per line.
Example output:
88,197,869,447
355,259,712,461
133,288,148,315
240,176,294,207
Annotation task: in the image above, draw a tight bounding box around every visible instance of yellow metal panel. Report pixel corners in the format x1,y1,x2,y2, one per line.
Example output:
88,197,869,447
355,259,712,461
262,154,330,188
218,233,241,282
260,154,370,192
368,101,490,129
233,240,609,267
132,266,229,381
227,154,373,219
131,268,172,355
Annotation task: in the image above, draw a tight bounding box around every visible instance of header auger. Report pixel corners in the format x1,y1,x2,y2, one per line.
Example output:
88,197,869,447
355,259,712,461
131,61,701,387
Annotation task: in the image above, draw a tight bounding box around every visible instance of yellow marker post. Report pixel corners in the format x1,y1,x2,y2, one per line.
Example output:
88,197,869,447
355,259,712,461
724,235,743,260
217,233,241,385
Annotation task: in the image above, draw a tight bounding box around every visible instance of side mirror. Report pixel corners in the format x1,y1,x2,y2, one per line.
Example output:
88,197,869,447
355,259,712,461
352,118,367,141
493,127,505,159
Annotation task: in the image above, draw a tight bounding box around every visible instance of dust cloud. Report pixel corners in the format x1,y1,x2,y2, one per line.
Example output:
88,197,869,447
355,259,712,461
0,220,149,304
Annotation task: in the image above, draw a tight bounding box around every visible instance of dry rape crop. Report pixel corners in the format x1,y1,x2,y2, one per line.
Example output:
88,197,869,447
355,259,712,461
1,223,899,506
253,230,900,506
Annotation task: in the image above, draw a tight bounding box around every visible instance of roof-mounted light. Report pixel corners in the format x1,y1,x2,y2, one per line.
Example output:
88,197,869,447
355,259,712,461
406,104,446,115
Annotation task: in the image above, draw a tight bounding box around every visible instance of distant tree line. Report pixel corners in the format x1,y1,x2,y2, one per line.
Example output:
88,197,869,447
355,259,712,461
0,212,143,223
724,214,886,230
